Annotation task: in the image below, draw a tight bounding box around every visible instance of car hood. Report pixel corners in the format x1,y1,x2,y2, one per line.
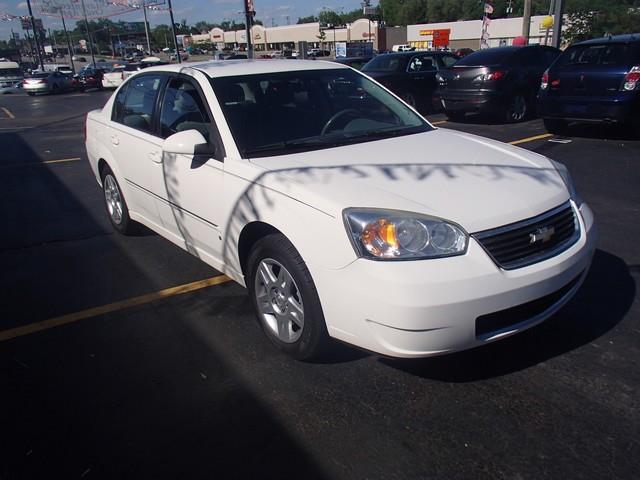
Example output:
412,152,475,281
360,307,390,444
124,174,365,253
248,128,569,233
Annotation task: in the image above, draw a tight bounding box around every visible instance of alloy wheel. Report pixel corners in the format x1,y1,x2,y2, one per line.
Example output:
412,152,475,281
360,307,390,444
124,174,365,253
104,174,123,225
254,258,304,343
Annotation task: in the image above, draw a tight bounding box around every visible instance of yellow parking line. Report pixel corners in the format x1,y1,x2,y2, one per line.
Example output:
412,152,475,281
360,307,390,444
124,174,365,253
431,120,448,125
508,133,553,145
0,157,81,170
0,274,232,342
1,107,15,119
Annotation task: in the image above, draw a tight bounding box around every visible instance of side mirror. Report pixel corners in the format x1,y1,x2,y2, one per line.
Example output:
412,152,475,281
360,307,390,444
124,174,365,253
162,129,211,155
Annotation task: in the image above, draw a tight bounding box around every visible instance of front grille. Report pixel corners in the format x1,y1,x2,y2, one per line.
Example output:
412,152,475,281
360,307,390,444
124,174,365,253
472,202,579,270
475,272,583,338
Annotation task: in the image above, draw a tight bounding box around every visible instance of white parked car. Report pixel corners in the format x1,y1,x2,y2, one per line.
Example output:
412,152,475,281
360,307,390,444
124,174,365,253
85,60,596,360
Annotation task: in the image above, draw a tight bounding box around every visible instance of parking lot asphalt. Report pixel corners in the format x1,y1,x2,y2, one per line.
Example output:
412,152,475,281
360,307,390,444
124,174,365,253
1,90,639,479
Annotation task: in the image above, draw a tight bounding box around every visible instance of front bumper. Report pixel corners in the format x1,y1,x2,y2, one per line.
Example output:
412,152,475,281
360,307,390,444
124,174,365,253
538,92,639,123
313,202,596,358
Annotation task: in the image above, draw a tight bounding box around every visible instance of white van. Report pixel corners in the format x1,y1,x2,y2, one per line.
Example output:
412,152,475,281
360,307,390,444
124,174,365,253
0,61,23,88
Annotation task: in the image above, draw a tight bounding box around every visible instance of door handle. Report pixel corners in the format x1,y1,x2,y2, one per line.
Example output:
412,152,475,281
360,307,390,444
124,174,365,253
148,151,162,164
110,135,119,146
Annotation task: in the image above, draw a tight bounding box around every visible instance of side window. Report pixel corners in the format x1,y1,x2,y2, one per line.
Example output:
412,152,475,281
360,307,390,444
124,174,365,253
112,82,129,123
159,77,211,140
408,56,436,72
115,74,164,134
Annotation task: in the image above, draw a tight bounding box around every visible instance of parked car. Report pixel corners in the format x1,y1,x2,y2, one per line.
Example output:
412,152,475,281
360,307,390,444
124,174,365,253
170,51,189,61
308,49,331,58
392,44,415,52
538,33,640,135
361,51,459,111
0,60,23,89
102,64,141,88
23,71,73,95
437,45,560,122
225,53,248,60
0,81,22,94
75,67,105,91
332,56,375,70
85,60,595,360
72,55,87,62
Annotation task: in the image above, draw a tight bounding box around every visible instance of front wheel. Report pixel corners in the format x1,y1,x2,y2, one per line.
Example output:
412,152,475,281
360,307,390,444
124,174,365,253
247,234,331,361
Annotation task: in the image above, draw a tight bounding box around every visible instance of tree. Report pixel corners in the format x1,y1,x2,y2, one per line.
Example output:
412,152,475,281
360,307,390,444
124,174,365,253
194,21,214,33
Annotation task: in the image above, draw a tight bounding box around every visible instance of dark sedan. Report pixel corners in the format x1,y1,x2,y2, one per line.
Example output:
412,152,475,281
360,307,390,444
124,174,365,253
76,68,105,91
437,45,560,122
361,51,459,112
538,34,640,135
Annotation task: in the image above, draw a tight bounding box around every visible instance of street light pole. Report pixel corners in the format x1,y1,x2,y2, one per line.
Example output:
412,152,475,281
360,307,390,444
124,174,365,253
166,0,181,63
79,0,96,66
522,0,531,41
551,0,564,49
60,10,75,72
141,0,151,55
25,0,44,70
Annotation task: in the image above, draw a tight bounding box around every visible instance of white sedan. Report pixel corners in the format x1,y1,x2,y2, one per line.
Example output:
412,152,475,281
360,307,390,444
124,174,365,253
85,60,596,360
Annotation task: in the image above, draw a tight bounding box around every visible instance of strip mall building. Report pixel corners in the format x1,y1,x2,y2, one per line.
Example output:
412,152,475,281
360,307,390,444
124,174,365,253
186,15,560,52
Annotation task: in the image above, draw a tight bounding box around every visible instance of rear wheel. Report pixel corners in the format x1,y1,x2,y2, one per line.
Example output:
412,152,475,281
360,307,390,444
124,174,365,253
505,93,528,123
247,234,331,361
543,118,568,135
101,166,134,234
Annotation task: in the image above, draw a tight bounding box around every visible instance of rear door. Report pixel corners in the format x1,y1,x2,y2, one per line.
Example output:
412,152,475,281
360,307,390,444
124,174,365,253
108,73,167,224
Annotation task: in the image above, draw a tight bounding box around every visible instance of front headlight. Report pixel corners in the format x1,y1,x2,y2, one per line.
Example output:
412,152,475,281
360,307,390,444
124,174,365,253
551,160,583,206
343,209,468,260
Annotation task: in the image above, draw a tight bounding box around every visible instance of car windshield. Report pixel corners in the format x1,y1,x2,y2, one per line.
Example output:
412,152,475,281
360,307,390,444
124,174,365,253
454,48,515,66
361,55,408,72
211,68,431,158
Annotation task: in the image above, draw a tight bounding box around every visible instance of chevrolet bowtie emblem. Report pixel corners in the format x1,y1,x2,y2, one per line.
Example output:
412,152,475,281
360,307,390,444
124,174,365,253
529,226,555,244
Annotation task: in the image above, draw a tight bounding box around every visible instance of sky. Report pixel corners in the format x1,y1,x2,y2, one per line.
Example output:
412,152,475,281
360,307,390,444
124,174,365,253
0,0,369,41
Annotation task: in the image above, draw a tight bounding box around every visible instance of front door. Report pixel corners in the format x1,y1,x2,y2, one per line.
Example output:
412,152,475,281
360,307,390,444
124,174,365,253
154,74,227,264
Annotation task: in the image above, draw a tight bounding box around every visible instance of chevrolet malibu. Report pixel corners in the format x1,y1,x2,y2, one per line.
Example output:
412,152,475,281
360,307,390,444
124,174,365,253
85,60,596,360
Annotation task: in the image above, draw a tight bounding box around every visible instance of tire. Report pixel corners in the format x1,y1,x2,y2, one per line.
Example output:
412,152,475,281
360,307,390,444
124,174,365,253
247,233,331,361
101,166,134,234
505,93,528,123
543,118,568,135
445,110,465,122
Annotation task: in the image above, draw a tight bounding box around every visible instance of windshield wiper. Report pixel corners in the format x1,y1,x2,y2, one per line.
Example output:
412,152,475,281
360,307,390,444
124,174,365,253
244,135,349,155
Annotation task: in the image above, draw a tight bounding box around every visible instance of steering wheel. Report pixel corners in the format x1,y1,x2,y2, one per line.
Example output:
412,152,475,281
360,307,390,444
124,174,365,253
320,109,361,135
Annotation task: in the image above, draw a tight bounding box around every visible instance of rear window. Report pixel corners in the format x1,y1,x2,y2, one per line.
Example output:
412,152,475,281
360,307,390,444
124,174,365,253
454,48,514,66
362,55,409,73
555,43,637,67
0,68,21,76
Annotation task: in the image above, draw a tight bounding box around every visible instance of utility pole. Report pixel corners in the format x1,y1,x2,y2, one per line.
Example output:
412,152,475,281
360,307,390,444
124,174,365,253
26,0,44,70
141,0,151,54
167,0,181,63
244,0,254,59
522,0,531,41
59,8,75,71
551,0,564,49
79,0,96,66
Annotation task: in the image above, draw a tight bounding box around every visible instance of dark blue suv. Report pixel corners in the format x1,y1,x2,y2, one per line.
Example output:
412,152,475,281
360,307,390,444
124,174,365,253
538,34,640,134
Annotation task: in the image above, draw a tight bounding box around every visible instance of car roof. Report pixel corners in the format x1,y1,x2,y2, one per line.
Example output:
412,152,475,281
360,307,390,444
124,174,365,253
140,59,350,78
380,51,454,57
575,33,640,45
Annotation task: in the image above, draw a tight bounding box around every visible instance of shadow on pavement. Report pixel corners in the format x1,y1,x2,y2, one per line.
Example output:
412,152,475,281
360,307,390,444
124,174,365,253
381,249,635,382
0,131,328,479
